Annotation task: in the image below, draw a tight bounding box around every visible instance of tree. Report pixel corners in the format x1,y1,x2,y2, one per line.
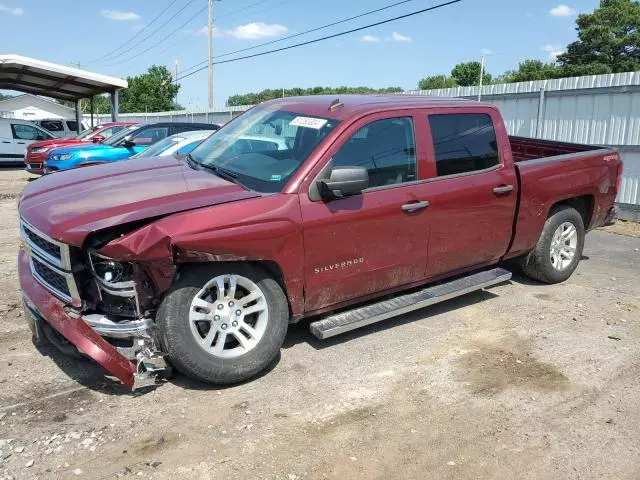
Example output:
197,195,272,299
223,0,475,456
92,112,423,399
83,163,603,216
451,61,492,86
557,0,640,73
503,60,562,82
119,65,180,113
417,75,458,90
226,86,403,106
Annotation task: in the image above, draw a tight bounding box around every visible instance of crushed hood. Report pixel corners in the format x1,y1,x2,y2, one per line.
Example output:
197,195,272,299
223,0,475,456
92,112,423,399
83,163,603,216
19,156,261,246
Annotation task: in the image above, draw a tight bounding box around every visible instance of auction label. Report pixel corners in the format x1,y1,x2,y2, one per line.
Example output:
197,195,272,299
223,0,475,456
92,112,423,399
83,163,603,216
289,116,328,129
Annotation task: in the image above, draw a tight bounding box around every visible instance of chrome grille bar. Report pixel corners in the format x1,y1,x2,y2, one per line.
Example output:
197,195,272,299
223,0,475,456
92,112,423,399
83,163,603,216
20,217,79,305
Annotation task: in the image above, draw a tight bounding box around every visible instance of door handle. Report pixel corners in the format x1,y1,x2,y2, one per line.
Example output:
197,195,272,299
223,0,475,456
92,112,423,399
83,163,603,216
16,142,26,145
401,201,430,212
493,185,514,195
1,141,10,144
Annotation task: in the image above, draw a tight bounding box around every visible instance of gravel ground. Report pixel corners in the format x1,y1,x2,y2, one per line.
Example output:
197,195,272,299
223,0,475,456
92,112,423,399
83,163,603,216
1,170,639,479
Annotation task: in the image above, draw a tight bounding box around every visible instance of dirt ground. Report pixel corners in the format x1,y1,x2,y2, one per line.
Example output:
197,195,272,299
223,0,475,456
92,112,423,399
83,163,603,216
1,169,640,480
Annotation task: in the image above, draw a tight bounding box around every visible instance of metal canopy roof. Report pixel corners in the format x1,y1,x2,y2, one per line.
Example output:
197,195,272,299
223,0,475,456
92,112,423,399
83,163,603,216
0,54,127,101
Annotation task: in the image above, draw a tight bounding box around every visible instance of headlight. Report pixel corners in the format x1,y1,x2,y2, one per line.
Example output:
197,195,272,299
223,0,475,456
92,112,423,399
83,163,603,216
89,252,133,284
31,147,50,154
50,154,73,161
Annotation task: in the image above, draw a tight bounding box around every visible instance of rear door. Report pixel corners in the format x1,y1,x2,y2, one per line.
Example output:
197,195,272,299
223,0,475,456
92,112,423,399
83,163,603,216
421,109,517,277
299,111,431,312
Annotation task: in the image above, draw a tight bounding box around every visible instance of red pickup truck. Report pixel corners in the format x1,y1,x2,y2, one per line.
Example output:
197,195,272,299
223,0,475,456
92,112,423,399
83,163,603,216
17,95,621,389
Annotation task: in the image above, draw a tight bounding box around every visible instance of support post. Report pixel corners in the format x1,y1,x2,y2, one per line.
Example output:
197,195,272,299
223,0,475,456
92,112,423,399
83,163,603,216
110,91,119,122
208,0,214,108
536,87,546,138
477,55,485,102
74,100,82,135
90,97,95,128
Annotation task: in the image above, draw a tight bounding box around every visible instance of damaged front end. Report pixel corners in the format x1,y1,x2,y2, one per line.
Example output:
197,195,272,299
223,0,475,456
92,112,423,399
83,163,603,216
19,218,172,390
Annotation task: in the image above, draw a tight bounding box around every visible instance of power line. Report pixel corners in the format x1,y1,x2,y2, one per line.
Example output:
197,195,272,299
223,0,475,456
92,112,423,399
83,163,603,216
101,0,199,65
101,0,276,67
176,0,463,81
179,0,426,77
87,0,179,63
152,0,294,63
103,2,206,67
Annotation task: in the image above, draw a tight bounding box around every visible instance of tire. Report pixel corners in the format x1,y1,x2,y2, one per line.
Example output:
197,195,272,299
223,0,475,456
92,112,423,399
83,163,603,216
521,205,585,284
156,263,289,384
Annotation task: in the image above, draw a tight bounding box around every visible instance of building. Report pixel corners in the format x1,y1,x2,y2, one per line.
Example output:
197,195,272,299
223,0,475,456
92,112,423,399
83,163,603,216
0,93,77,120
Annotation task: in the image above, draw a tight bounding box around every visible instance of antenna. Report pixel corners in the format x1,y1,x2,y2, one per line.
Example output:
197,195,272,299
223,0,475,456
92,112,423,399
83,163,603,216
329,98,344,111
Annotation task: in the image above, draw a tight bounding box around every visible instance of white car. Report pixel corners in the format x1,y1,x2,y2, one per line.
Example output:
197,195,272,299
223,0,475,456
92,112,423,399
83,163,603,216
131,130,217,159
32,118,90,138
0,118,54,164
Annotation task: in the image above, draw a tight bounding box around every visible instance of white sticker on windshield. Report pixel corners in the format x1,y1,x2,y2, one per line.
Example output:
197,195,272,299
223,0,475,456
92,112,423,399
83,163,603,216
289,116,328,130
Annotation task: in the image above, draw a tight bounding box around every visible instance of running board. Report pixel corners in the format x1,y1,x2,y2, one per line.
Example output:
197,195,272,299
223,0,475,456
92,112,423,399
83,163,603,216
309,267,512,340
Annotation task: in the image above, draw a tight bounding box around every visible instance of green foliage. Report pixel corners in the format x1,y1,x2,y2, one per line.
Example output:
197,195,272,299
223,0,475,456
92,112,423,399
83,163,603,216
119,65,180,113
451,61,492,87
503,60,562,82
417,75,458,90
558,0,640,73
226,86,403,107
81,95,112,115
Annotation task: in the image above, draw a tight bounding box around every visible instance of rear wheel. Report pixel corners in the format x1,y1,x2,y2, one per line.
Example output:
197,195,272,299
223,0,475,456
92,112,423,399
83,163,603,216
157,263,288,384
521,205,585,284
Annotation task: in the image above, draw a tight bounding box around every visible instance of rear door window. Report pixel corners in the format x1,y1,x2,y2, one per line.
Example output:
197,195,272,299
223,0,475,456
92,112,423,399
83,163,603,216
66,120,78,131
428,113,499,177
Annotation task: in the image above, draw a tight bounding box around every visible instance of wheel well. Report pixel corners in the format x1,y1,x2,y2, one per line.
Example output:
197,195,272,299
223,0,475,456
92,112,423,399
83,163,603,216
550,195,594,228
174,259,293,315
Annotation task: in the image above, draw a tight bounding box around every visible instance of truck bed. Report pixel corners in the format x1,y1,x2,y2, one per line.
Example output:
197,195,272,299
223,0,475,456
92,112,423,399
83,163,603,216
506,136,620,259
509,136,596,162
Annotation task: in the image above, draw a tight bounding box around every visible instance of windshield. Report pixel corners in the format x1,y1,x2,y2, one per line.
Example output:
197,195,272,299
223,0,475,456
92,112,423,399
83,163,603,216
105,125,138,146
189,107,340,193
76,129,94,140
132,134,187,158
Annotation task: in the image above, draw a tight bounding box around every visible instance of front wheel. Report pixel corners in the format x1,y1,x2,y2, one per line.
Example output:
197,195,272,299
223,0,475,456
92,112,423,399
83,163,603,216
521,205,585,284
157,264,289,384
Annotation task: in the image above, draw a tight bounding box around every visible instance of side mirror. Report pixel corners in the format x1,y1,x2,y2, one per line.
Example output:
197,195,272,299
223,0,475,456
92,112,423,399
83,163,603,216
92,134,105,143
318,166,369,200
122,136,135,148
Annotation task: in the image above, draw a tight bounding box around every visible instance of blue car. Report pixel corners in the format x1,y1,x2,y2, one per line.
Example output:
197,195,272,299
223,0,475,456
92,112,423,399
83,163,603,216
44,122,218,173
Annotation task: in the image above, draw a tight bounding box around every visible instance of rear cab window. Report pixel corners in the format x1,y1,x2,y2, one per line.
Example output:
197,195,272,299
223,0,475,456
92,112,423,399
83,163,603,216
427,113,500,177
40,120,64,132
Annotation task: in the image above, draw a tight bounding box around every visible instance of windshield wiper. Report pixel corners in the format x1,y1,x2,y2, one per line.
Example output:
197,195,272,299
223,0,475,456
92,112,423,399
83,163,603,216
186,154,243,186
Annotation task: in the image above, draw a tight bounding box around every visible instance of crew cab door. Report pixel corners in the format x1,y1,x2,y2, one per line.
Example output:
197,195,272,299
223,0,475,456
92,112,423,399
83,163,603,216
421,109,517,277
299,112,430,313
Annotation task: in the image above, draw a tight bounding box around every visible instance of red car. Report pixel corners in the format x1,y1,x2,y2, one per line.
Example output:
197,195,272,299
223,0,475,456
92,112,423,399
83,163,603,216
24,121,137,174
18,95,621,389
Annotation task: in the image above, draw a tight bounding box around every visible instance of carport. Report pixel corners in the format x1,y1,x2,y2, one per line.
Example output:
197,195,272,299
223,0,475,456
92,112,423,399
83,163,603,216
0,54,127,133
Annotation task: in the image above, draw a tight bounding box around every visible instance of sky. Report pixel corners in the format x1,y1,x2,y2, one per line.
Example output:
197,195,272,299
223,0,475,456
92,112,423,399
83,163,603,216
0,0,600,109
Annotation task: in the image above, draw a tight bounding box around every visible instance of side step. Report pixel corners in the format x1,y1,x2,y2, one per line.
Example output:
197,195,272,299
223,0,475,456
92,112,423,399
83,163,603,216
309,267,512,340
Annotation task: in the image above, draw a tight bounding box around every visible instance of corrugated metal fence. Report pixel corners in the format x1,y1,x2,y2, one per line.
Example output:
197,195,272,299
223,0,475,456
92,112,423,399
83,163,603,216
404,72,640,207
97,72,640,206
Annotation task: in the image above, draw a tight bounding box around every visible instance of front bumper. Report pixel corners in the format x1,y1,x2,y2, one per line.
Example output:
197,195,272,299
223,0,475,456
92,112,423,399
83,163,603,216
18,248,163,389
603,205,618,226
25,162,44,175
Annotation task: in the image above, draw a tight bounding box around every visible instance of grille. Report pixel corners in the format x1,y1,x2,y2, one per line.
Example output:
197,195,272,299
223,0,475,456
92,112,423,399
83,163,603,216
31,256,72,299
22,226,61,260
21,218,78,304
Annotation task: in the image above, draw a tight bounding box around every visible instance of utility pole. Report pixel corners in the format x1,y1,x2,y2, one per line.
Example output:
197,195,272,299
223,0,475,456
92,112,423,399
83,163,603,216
478,55,485,102
208,0,214,108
